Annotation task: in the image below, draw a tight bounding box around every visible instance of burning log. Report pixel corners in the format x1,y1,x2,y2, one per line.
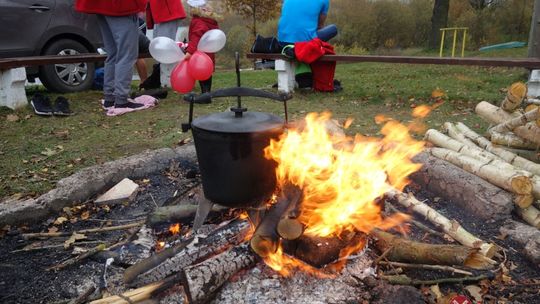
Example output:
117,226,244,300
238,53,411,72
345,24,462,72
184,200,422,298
250,184,302,257
282,231,366,268
500,220,540,264
125,219,251,286
371,230,494,269
455,122,540,176
429,148,532,196
411,152,514,220
386,190,498,258
180,243,257,304
276,187,304,240
146,204,228,227
489,108,540,134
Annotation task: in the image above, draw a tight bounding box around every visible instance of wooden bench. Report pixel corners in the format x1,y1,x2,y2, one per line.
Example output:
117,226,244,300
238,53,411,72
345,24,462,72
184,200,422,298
246,53,540,94
0,53,150,110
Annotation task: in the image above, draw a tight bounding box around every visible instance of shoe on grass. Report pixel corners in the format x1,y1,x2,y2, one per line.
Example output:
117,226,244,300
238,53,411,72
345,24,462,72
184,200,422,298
30,93,53,116
114,100,144,109
101,99,114,109
53,96,74,116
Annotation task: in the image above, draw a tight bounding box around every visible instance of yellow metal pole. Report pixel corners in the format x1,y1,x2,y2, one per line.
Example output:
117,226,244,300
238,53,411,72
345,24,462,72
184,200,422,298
451,29,457,57
439,29,446,57
461,28,467,57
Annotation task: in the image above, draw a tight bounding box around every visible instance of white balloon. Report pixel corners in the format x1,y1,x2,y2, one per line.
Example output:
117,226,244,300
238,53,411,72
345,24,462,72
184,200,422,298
149,37,185,64
197,29,227,53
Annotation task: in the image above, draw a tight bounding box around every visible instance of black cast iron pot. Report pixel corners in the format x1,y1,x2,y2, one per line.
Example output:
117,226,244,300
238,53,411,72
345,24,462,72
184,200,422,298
182,59,292,208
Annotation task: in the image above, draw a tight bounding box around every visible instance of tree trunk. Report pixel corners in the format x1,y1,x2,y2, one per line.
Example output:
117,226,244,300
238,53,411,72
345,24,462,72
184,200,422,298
411,152,514,220
429,0,450,49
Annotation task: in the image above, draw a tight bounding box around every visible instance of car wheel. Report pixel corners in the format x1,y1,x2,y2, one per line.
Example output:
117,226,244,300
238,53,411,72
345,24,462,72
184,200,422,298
39,39,96,93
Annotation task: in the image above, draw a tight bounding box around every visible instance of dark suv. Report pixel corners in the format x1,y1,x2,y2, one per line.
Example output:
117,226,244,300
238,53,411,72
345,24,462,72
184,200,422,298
0,0,102,92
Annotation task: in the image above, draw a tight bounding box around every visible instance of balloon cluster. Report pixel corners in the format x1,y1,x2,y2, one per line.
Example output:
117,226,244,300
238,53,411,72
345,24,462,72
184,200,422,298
148,29,227,93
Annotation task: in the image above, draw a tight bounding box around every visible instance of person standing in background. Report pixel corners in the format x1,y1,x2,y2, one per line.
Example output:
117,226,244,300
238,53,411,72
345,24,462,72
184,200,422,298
184,0,222,93
145,0,187,88
75,0,147,109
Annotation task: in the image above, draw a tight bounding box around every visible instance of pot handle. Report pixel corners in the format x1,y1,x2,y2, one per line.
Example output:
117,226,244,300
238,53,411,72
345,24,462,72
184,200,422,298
181,52,292,132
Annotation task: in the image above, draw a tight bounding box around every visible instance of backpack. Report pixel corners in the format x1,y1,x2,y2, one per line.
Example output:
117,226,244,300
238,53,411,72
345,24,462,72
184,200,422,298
251,34,281,53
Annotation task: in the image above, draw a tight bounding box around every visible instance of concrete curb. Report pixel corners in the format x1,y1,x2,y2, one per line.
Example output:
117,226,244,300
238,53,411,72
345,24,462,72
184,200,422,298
0,144,197,226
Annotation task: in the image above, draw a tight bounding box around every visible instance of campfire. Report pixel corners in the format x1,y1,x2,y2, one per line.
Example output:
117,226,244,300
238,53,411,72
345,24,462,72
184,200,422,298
3,89,540,303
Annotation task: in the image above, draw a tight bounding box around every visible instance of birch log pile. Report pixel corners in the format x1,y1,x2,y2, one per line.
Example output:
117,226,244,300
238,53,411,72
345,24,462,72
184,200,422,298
410,152,514,220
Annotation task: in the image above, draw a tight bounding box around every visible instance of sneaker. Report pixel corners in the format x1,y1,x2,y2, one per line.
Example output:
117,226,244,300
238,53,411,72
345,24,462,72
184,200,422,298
52,96,74,116
101,99,114,109
30,93,53,116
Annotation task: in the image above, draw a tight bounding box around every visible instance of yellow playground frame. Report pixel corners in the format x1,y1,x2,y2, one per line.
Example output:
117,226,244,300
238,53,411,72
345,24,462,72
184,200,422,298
439,27,468,58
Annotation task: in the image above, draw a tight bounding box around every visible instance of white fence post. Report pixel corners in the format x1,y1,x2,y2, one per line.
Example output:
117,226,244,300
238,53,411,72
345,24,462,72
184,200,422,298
0,68,28,110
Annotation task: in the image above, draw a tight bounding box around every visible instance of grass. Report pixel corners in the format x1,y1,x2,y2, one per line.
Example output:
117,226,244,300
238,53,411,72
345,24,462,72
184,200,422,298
0,48,530,199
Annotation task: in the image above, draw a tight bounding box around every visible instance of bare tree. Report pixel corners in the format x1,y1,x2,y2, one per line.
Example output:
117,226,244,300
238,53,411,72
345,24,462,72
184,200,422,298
224,0,281,39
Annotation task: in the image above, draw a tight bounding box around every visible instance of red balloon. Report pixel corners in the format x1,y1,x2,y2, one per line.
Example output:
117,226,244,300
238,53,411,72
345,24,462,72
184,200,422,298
187,51,214,81
170,60,196,93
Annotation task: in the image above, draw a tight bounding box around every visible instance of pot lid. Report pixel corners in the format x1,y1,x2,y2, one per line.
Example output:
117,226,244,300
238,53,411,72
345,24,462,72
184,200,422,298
192,110,284,133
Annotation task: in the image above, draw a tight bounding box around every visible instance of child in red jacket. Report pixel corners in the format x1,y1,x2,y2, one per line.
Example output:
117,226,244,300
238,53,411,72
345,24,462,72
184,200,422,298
184,0,223,93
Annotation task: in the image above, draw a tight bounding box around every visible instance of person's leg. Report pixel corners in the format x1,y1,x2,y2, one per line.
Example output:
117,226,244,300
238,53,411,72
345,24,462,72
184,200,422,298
104,15,140,107
135,59,148,83
317,24,338,42
97,15,117,107
199,77,212,93
154,19,181,88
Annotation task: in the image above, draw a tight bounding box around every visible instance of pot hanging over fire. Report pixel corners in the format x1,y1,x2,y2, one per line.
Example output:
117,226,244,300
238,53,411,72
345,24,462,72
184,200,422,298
182,53,291,209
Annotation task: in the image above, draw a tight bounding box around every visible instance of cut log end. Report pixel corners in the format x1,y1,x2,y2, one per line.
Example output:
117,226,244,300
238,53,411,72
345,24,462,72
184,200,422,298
514,194,534,209
510,176,533,195
464,251,497,269
277,218,305,240
250,234,278,258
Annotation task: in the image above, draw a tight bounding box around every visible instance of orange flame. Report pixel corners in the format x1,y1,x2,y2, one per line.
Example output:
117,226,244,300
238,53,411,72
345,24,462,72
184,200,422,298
169,223,181,235
262,111,425,274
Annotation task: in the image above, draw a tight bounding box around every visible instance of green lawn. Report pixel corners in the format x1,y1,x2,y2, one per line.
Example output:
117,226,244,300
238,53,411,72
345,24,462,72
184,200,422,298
0,48,530,198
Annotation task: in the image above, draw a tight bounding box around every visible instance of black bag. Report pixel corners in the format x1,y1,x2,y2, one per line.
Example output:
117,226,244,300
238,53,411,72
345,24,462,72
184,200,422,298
251,34,281,53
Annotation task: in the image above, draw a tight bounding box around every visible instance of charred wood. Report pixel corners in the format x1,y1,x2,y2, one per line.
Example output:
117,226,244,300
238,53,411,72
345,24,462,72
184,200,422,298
180,243,257,304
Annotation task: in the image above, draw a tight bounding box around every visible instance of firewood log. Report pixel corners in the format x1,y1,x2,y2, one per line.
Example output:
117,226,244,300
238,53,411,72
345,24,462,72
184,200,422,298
490,131,538,149
455,122,540,175
125,219,251,286
429,147,532,195
495,146,540,163
515,205,540,228
282,231,366,268
500,220,540,264
250,184,302,257
441,123,479,149
489,108,540,134
425,130,539,205
411,152,514,220
475,101,540,147
180,243,257,304
146,204,228,227
525,104,539,114
500,82,527,112
475,101,520,124
386,190,498,258
276,187,304,240
371,230,494,269
90,275,178,304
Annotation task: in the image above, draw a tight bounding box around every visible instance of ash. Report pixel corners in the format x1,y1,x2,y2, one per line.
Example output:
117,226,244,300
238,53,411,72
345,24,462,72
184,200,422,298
211,251,376,304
